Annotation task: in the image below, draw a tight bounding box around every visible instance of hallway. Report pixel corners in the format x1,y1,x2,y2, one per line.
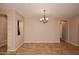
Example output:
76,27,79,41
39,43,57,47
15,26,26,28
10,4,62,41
16,41,79,55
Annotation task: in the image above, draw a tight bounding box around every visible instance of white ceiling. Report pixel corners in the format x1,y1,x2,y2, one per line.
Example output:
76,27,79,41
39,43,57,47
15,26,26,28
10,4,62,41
0,3,79,18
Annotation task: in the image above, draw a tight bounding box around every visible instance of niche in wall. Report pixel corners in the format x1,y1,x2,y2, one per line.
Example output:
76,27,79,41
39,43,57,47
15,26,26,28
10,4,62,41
17,19,23,36
17,20,20,35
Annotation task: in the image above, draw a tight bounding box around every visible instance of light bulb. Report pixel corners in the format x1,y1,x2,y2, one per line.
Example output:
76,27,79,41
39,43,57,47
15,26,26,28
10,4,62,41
42,17,44,20
40,18,42,21
46,18,48,20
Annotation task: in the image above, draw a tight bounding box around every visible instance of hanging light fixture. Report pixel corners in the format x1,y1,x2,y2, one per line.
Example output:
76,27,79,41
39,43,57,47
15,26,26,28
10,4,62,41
40,9,48,24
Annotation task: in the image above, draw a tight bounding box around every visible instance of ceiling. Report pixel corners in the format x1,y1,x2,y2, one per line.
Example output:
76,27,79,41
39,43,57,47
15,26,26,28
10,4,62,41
0,3,79,19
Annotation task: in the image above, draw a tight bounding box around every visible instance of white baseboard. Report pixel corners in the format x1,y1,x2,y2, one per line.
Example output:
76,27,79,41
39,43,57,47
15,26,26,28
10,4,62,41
15,42,23,51
7,42,23,51
0,40,7,47
24,41,60,43
67,40,79,46
7,49,16,52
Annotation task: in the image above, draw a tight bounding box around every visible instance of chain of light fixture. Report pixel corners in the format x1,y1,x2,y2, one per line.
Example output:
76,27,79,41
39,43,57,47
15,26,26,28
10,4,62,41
40,9,48,24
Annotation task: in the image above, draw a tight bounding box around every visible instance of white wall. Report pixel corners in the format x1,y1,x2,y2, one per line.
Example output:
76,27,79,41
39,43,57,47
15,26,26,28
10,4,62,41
24,17,60,43
75,16,79,46
68,17,77,46
65,16,79,46
0,9,24,51
15,12,24,50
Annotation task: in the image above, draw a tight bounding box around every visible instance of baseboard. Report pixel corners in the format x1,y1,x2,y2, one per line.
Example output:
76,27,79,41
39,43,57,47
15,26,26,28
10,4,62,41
24,41,60,43
0,43,6,47
7,42,23,52
0,40,7,47
67,40,79,46
7,49,16,52
15,42,23,51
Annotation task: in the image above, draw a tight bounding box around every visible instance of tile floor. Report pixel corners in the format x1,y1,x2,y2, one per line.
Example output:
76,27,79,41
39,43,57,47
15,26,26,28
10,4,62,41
0,41,79,55
16,41,79,55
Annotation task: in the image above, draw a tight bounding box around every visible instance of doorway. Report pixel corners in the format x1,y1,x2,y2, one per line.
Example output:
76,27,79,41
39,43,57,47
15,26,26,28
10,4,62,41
60,20,68,42
0,15,7,52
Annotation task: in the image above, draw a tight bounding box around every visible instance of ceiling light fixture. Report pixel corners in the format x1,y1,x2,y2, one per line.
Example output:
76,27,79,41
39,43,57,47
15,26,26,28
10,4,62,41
40,9,48,24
